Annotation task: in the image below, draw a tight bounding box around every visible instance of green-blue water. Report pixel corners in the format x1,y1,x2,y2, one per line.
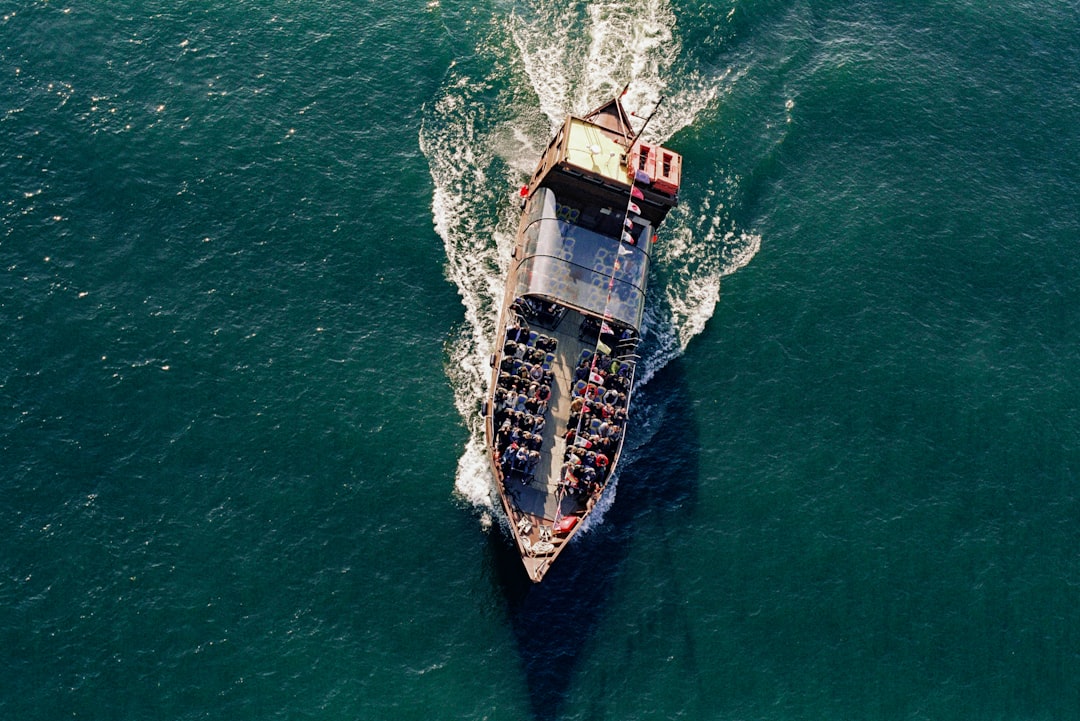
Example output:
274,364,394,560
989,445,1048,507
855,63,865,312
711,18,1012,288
3,1,1078,719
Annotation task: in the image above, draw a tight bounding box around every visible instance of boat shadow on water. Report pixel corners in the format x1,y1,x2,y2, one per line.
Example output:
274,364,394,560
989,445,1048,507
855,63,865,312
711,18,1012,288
486,356,700,720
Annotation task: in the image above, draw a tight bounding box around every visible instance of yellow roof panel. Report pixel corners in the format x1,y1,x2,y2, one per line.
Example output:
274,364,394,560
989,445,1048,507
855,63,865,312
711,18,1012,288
564,118,627,184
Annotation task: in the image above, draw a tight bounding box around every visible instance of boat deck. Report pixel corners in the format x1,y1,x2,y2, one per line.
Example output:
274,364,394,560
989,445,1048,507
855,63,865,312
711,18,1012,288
503,308,594,522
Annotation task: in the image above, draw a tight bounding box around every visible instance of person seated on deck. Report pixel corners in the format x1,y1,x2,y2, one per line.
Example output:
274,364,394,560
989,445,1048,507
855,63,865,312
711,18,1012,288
573,364,590,383
513,445,530,473
496,419,512,447
580,465,597,487
603,387,619,406
500,442,518,469
606,374,625,394
568,411,582,431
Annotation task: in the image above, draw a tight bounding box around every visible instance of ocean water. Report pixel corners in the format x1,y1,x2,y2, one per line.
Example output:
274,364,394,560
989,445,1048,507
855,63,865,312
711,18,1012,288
3,0,1079,719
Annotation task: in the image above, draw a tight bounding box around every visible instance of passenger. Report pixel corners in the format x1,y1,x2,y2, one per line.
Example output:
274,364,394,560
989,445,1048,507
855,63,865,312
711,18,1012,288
501,442,518,469
514,446,530,471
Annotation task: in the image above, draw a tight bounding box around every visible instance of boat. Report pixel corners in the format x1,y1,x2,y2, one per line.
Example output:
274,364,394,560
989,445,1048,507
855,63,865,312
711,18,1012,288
483,87,683,582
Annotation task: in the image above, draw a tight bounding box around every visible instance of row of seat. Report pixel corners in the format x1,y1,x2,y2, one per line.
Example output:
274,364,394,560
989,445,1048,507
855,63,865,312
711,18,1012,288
493,323,560,486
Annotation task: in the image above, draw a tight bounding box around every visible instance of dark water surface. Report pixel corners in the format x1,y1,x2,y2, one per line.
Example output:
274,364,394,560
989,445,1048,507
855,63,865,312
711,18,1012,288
3,1,1078,719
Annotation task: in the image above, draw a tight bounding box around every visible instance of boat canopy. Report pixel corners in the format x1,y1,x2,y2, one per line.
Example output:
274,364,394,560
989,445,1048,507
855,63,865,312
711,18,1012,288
513,188,652,330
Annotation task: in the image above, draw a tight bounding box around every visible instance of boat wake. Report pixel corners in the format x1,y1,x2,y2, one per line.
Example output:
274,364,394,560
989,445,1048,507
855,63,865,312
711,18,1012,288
419,0,759,522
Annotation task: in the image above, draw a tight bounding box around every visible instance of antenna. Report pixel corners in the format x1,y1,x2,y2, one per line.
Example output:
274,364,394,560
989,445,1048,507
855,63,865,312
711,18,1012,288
629,95,665,149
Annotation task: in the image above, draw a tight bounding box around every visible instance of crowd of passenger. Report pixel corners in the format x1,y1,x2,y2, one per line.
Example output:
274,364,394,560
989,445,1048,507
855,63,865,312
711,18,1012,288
493,322,558,485
491,315,638,505
558,348,632,499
